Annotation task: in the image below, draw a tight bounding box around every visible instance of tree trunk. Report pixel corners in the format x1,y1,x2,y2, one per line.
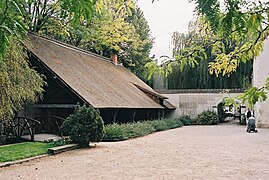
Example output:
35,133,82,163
0,122,6,145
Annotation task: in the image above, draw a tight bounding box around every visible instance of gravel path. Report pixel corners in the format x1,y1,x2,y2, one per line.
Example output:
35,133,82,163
1,121,269,180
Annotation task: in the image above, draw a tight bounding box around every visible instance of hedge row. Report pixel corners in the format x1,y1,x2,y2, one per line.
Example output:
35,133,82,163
103,116,192,141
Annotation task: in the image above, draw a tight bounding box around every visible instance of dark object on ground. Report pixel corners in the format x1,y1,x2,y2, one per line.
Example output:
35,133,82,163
246,117,258,133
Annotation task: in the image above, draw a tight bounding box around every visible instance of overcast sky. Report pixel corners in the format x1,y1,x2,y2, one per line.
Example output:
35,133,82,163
137,0,195,60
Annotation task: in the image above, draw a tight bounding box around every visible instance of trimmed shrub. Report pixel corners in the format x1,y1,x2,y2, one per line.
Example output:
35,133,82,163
177,115,192,126
61,105,105,147
196,110,219,125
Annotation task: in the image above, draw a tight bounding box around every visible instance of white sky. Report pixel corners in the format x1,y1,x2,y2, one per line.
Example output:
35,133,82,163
137,0,195,60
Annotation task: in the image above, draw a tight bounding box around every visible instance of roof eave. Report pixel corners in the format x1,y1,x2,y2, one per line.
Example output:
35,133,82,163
133,83,168,99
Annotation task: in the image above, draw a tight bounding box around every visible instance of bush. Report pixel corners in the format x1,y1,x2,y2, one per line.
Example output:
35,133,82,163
103,117,188,141
241,115,247,125
103,122,155,141
177,115,192,126
217,102,229,123
61,105,105,147
145,118,184,131
196,110,219,125
145,120,170,131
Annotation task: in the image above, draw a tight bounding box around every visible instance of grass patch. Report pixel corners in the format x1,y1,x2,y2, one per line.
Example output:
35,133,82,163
0,142,56,163
103,117,192,141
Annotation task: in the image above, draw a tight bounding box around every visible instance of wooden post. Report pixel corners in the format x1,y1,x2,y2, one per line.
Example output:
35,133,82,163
158,109,161,119
162,109,165,119
131,110,137,122
112,110,119,123
147,110,150,120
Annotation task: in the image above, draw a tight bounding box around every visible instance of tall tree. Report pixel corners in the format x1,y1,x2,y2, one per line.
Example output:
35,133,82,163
0,0,26,61
124,6,154,84
0,0,98,60
43,1,154,84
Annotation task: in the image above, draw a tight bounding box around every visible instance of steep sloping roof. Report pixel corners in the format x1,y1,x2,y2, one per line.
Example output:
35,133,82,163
27,34,166,109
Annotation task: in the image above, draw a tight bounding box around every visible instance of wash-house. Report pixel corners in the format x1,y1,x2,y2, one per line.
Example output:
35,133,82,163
22,34,175,127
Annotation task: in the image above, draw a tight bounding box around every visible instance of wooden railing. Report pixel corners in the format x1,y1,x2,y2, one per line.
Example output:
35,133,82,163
5,116,65,142
34,116,65,136
8,117,41,141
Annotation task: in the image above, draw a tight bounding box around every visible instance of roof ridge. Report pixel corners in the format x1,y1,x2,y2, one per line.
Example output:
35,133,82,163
27,32,112,63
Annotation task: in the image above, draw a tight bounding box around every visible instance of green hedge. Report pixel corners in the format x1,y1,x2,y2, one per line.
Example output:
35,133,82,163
103,117,191,141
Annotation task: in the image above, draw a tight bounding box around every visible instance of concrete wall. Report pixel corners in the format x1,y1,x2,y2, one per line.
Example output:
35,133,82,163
161,92,243,118
253,38,269,128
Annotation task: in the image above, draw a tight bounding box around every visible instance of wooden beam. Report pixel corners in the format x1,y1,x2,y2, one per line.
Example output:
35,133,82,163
112,109,119,123
131,110,136,122
30,104,77,108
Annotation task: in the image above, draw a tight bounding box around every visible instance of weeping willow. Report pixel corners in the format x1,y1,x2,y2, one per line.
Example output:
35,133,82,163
167,59,252,89
167,24,253,90
167,32,253,89
0,40,45,124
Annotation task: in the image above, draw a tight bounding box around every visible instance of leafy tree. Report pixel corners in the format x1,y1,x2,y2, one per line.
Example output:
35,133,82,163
44,1,154,84
123,6,154,84
79,15,141,57
0,0,26,61
39,0,137,55
0,0,99,60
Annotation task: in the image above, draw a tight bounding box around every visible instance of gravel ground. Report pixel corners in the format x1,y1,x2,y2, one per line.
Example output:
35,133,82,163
1,121,269,180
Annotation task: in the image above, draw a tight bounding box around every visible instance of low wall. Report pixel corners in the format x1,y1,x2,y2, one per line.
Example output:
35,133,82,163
160,90,243,119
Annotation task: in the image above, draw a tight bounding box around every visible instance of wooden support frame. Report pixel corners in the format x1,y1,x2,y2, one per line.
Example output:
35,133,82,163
130,110,137,122
146,110,150,120
30,104,77,108
112,109,119,123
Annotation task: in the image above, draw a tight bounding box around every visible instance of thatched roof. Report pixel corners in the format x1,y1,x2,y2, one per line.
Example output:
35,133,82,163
27,34,168,109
